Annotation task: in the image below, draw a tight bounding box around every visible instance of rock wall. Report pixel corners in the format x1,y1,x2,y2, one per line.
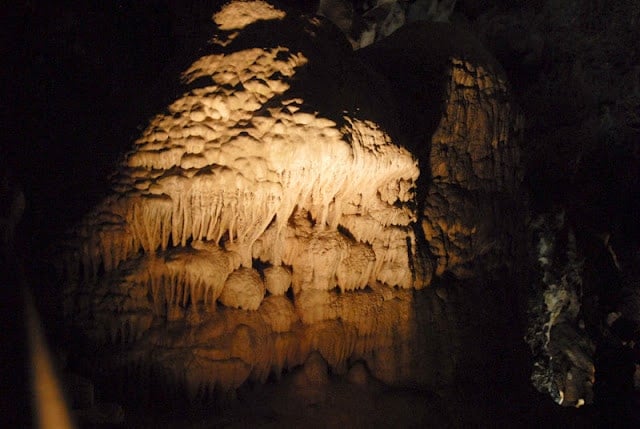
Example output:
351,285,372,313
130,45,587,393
465,1,640,409
60,1,526,399
526,211,595,407
360,22,525,278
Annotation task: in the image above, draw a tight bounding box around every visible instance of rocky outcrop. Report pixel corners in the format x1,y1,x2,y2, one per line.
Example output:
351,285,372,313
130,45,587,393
60,1,526,399
61,1,426,395
360,22,525,278
466,1,640,408
526,211,595,407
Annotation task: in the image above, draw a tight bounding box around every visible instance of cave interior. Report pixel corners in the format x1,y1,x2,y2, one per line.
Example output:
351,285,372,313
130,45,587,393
1,1,639,428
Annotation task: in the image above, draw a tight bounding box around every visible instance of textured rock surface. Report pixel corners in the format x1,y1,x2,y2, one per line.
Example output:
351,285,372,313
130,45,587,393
61,0,426,394
7,0,639,424
464,1,640,410
315,0,458,49
60,1,525,398
526,211,595,407
360,22,524,278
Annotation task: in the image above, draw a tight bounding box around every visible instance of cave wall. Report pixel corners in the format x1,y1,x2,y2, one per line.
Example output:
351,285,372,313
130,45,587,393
465,0,640,412
6,0,637,417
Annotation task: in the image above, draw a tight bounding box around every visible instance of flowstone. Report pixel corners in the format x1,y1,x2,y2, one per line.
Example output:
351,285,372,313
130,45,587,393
60,1,525,400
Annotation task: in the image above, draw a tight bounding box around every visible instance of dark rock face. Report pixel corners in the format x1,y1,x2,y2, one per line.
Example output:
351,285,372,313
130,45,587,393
58,0,526,409
466,0,640,411
360,22,525,278
526,211,595,407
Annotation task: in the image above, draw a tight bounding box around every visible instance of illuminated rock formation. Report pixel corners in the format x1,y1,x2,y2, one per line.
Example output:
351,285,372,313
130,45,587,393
60,1,525,400
360,22,524,278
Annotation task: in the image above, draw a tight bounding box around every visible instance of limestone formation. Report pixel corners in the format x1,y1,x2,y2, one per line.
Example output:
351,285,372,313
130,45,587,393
526,211,595,407
360,22,524,278
60,1,525,399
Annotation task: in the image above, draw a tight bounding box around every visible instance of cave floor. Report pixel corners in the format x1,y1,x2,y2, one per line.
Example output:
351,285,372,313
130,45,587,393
113,372,598,429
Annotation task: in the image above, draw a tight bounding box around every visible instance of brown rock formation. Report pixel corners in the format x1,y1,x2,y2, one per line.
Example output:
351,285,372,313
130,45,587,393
59,1,526,400
360,22,524,278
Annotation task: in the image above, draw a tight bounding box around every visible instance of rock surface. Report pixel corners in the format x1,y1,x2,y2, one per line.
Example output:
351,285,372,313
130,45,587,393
526,211,595,407
60,0,526,399
360,22,524,278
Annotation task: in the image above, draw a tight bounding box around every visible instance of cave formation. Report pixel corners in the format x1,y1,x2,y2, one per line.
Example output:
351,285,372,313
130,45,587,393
4,0,640,427
60,0,529,407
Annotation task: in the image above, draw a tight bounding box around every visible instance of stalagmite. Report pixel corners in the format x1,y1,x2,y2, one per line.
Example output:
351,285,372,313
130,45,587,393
263,265,292,296
219,267,265,311
527,212,595,407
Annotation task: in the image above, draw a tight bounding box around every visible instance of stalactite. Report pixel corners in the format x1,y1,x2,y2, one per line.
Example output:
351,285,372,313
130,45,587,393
58,0,520,400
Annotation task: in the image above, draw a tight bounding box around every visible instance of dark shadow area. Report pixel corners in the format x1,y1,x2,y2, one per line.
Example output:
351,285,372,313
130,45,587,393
1,2,221,253
0,244,31,427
